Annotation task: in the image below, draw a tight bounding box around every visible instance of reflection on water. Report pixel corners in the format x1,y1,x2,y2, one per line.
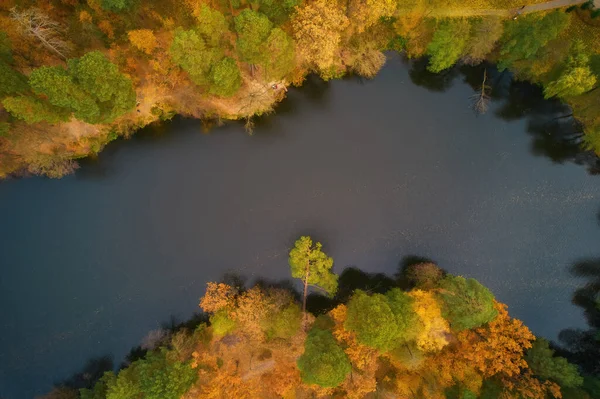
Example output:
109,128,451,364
1,52,599,398
406,56,600,172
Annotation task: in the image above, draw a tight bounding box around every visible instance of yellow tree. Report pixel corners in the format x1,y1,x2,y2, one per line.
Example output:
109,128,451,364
291,0,349,73
409,290,450,352
348,0,397,33
454,301,534,378
128,29,157,55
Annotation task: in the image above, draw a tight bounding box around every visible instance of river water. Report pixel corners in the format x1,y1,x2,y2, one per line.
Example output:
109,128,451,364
1,53,600,398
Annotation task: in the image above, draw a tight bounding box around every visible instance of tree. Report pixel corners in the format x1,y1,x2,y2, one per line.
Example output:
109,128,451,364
525,338,583,388
9,7,71,60
348,0,397,33
262,28,295,80
2,96,71,124
462,17,504,65
386,288,420,343
29,66,99,123
26,52,135,124
292,0,349,72
210,309,237,337
409,289,450,351
101,0,135,12
544,41,597,99
255,0,302,24
0,33,28,98
170,29,223,86
209,57,242,97
297,328,351,387
234,9,273,67
128,30,157,55
437,275,498,331
455,302,534,378
261,302,302,339
498,11,569,70
104,350,197,399
288,236,337,316
426,19,471,73
345,290,399,351
194,5,230,47
80,372,116,399
68,51,136,122
404,262,444,289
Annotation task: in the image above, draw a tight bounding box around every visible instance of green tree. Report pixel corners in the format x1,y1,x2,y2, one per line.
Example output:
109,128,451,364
194,5,230,47
105,350,197,399
525,338,583,388
2,96,70,124
106,368,140,399
0,33,28,97
255,0,302,23
68,51,136,122
135,351,197,399
80,371,116,399
209,57,242,97
29,66,100,123
262,28,295,80
386,288,420,343
170,29,223,86
0,63,28,97
426,19,471,73
297,328,351,387
234,9,273,66
101,0,135,12
288,236,337,315
498,11,569,70
437,275,497,331
262,302,302,339
544,41,597,99
210,309,237,337
345,290,399,351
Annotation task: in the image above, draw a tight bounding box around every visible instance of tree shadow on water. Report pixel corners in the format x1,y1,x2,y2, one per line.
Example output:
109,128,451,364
557,258,600,375
406,57,459,93
57,355,114,390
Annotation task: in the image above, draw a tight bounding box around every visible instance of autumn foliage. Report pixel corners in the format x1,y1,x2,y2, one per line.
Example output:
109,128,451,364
75,238,585,399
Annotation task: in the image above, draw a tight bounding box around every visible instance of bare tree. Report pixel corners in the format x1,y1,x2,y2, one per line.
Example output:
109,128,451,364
471,69,491,115
10,7,71,60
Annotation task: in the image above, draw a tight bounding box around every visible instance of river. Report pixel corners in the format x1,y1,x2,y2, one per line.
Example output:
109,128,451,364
1,53,599,398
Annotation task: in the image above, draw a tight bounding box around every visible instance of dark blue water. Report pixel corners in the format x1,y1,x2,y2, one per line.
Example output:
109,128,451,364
1,54,599,398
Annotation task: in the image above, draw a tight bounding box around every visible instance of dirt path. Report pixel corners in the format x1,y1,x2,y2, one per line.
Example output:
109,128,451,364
429,0,590,17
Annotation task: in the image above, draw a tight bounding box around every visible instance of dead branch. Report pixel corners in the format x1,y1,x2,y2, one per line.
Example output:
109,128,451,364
10,7,72,60
471,69,491,115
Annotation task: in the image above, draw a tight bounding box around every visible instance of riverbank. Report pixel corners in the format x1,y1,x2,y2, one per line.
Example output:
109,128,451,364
1,1,600,178
41,251,599,399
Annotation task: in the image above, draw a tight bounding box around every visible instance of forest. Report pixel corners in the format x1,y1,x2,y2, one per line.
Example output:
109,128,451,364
39,236,600,399
0,0,600,177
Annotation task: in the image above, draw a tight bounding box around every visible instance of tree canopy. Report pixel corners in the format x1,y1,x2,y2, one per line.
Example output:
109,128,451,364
296,328,351,387
427,19,471,73
345,290,399,351
498,11,569,70
545,40,597,99
526,338,584,388
437,275,498,331
288,236,337,303
234,9,273,66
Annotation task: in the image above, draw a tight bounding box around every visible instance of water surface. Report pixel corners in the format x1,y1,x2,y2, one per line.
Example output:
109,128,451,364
1,54,599,398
